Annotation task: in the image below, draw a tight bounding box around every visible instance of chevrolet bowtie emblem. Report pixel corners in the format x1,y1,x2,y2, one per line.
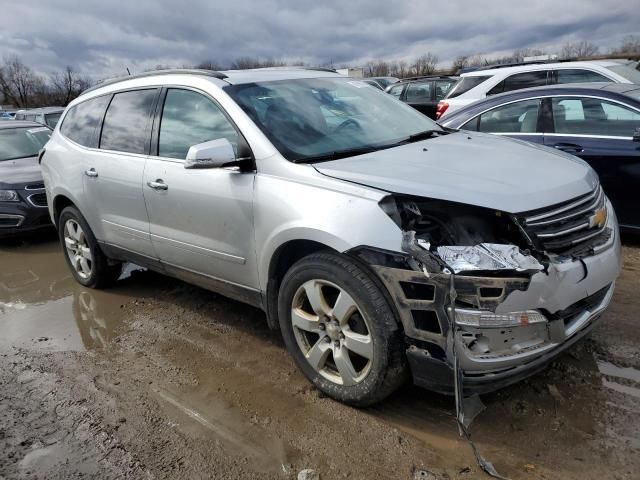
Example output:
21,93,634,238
589,208,607,228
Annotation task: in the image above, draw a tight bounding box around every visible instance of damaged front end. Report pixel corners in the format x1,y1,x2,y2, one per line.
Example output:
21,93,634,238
352,188,620,396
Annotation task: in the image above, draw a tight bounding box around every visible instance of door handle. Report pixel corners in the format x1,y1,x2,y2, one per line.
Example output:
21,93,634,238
84,168,98,178
147,179,168,191
553,143,583,154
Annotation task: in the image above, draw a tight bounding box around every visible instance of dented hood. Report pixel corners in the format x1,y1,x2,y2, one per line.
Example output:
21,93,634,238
314,132,598,213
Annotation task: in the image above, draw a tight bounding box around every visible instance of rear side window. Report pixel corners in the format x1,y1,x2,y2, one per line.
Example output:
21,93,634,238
502,71,548,93
556,69,610,84
158,89,240,160
445,75,492,99
466,98,541,133
434,80,456,101
60,95,111,147
405,81,432,102
100,89,158,154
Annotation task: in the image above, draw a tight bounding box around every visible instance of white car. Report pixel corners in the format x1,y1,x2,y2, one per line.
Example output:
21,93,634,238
437,60,640,119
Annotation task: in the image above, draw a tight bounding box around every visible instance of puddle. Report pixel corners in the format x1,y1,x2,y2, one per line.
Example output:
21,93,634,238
0,238,161,352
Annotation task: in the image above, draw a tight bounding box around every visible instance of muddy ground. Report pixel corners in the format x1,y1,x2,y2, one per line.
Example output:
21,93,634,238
1,231,639,480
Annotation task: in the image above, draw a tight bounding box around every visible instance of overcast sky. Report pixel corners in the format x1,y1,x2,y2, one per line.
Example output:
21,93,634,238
1,0,638,78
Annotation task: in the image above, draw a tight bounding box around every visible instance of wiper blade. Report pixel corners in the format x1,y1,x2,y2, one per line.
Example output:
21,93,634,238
405,129,448,143
293,145,381,163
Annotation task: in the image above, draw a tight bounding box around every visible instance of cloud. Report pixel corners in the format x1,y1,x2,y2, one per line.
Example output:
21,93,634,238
1,0,638,78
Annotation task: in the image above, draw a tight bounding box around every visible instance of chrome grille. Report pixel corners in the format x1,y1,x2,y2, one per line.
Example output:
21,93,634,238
25,182,45,190
28,192,48,207
519,186,608,253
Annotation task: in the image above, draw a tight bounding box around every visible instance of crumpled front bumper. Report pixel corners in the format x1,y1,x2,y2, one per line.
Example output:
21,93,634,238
354,199,621,394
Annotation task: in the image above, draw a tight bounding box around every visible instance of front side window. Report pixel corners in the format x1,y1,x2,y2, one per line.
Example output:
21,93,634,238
60,95,111,147
405,81,432,102
0,127,51,161
224,77,439,162
502,71,548,93
388,84,404,98
467,98,541,133
100,89,157,154
552,97,640,136
445,75,492,99
158,89,240,160
556,69,610,84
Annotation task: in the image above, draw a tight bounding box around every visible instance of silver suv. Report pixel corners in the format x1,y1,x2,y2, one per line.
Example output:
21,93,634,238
42,68,620,406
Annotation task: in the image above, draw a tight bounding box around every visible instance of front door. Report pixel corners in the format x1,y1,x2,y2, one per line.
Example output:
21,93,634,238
83,88,159,257
142,87,258,288
544,96,640,228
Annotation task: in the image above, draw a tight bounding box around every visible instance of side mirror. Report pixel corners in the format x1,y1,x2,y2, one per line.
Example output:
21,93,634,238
184,138,235,169
633,128,640,143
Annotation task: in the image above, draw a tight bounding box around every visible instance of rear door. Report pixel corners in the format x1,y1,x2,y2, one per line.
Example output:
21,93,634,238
404,81,436,118
142,87,258,288
544,96,640,228
84,88,159,257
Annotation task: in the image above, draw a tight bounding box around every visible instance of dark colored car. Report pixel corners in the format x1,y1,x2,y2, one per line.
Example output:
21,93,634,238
0,121,53,237
385,76,458,119
363,76,400,90
440,83,640,230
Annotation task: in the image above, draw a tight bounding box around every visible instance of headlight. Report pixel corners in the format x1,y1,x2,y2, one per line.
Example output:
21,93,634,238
0,190,19,202
436,244,543,273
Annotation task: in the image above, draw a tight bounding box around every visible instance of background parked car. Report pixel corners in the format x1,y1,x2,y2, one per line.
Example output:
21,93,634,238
440,83,640,230
0,121,52,237
363,76,400,90
437,60,640,119
14,107,65,129
0,112,14,121
385,76,458,119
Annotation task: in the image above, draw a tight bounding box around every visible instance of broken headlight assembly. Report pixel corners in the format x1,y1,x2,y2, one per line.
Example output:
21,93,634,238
379,194,540,273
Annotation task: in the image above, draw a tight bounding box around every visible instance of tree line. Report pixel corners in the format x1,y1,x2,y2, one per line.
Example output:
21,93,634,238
2,35,639,109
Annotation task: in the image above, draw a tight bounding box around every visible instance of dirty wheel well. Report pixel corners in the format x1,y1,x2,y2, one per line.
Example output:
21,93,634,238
266,240,335,329
53,195,75,226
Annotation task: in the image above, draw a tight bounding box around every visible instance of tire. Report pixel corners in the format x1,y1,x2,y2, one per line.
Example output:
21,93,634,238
278,252,407,406
58,206,122,288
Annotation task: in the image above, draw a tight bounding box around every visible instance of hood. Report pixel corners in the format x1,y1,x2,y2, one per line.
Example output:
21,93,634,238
314,132,598,213
0,156,42,186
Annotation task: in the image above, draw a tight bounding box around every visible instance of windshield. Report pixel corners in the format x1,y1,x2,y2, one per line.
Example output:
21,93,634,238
224,77,440,162
45,112,62,128
0,127,51,161
606,64,640,84
445,75,493,99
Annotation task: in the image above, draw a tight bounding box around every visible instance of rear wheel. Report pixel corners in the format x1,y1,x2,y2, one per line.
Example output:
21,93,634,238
58,206,122,288
278,252,407,406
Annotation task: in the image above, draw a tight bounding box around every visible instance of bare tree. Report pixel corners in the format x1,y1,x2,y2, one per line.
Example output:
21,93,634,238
410,52,439,77
613,35,640,54
559,41,599,59
452,55,469,72
511,47,547,63
50,66,91,106
0,55,42,107
230,57,289,69
196,60,223,70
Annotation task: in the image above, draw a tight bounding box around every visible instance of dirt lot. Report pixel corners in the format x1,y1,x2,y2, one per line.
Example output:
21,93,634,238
1,231,639,480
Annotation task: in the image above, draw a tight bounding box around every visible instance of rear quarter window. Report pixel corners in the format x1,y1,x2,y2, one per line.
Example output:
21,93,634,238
60,95,111,148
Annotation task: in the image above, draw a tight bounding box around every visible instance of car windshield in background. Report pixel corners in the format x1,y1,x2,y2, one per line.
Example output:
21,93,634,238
0,127,51,161
606,64,640,84
45,112,62,129
376,77,400,88
445,75,492,98
224,77,440,162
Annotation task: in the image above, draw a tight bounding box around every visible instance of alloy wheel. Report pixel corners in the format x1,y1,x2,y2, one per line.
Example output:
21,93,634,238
63,219,93,279
291,279,374,386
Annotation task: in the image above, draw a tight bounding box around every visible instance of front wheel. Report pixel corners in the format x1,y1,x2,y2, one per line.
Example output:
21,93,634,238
278,252,407,406
58,206,122,288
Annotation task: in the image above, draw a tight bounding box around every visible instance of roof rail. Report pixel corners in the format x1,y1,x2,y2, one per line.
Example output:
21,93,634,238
304,67,338,73
82,69,228,95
